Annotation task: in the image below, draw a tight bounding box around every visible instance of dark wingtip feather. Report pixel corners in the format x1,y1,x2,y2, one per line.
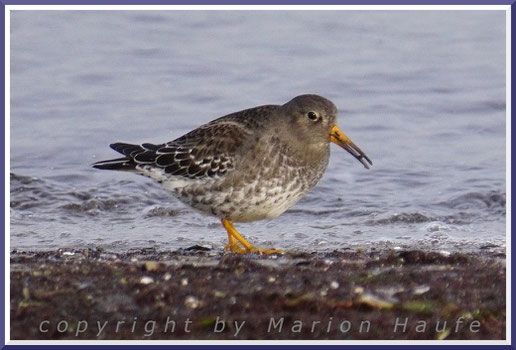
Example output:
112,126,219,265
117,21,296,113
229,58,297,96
92,157,136,171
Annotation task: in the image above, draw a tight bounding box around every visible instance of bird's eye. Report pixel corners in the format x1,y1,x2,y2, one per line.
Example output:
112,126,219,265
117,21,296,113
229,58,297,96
307,111,319,121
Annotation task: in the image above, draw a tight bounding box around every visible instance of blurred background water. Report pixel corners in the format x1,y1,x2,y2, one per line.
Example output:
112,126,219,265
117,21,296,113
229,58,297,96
9,10,507,252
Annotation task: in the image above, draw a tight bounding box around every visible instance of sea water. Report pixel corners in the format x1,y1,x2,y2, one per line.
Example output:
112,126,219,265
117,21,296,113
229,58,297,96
9,10,506,252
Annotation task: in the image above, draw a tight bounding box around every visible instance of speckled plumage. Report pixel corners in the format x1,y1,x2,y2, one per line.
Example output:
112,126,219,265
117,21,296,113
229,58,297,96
93,94,372,253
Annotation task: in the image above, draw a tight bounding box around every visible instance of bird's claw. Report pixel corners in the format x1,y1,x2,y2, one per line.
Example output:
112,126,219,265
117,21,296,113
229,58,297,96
225,243,283,255
246,247,283,255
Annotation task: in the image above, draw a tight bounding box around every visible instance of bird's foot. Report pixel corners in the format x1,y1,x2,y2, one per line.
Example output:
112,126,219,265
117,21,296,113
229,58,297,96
224,241,247,254
224,242,282,255
221,218,283,256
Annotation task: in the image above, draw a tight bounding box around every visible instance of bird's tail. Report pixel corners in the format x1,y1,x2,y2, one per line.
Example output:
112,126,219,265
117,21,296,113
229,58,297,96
92,142,141,171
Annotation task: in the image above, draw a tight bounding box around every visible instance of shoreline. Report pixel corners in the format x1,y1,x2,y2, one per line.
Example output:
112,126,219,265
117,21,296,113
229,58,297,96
10,247,506,340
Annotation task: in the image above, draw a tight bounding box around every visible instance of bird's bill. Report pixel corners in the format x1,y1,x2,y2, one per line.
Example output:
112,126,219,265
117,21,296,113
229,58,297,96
330,125,373,169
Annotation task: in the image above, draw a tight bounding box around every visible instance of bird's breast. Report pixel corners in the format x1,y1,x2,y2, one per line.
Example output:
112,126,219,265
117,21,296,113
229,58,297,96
160,139,330,223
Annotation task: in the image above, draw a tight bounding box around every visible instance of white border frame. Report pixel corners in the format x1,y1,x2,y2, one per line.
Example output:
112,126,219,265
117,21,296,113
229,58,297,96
4,4,512,346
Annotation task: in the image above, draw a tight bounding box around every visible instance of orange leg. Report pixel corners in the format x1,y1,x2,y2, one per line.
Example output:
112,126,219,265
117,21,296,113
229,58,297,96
221,218,283,255
224,227,246,254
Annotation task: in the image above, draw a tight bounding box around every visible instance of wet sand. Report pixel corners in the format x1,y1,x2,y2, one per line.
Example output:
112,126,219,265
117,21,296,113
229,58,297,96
10,246,506,340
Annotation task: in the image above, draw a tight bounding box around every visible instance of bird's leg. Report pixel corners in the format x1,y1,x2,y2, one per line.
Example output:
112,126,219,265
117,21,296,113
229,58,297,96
224,228,246,254
221,218,283,255
221,218,252,253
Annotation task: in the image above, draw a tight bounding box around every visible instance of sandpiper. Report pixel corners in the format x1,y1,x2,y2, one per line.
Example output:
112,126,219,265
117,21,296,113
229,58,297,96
93,94,372,254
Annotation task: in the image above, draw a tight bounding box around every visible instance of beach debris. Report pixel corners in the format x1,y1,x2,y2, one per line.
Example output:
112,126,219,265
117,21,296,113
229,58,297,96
436,328,451,340
184,295,200,309
357,293,394,310
354,287,364,294
143,261,160,272
402,300,439,315
213,290,226,298
185,245,211,252
412,285,430,295
22,287,30,300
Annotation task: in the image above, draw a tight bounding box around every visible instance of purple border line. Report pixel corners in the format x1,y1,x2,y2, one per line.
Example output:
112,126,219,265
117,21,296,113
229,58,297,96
1,1,4,349
1,1,512,349
0,0,514,5
0,346,485,349
507,3,513,349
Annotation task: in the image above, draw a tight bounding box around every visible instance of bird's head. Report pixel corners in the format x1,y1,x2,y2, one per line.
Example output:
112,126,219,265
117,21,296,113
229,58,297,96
280,94,372,169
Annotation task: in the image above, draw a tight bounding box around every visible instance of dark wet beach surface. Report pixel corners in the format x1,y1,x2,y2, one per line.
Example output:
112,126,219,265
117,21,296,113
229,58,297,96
10,10,506,253
11,247,505,340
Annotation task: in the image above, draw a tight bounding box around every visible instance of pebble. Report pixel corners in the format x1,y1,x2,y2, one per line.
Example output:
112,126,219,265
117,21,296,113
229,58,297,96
354,286,364,294
140,276,154,285
184,296,200,309
413,285,430,295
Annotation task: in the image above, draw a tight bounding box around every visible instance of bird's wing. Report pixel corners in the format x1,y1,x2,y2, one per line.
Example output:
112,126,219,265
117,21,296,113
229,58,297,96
93,105,279,178
109,120,253,179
